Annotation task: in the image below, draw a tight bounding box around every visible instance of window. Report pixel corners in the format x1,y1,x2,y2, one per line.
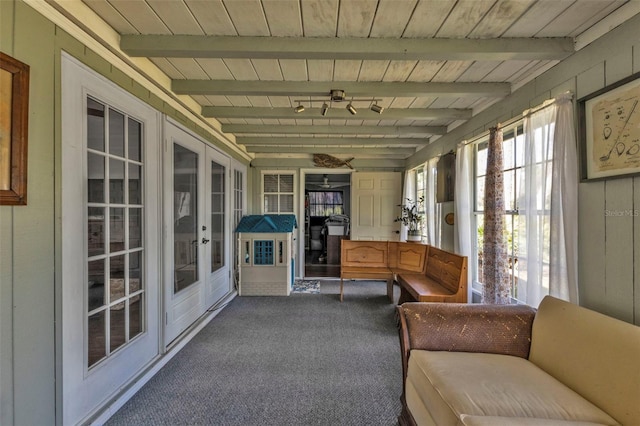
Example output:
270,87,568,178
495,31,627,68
262,172,294,213
473,123,539,302
415,169,426,237
307,191,344,216
86,96,145,368
254,240,274,265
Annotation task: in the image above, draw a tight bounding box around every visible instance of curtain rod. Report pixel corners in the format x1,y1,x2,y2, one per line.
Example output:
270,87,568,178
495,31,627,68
460,91,574,147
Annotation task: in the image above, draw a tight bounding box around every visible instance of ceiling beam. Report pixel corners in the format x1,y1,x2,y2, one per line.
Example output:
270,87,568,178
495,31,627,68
245,146,415,155
250,157,406,169
121,35,574,61
203,106,472,120
174,80,510,97
237,137,424,146
222,124,446,136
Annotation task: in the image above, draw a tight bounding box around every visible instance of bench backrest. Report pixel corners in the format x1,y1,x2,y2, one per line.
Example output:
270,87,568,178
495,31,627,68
388,241,428,273
341,240,389,268
425,246,468,300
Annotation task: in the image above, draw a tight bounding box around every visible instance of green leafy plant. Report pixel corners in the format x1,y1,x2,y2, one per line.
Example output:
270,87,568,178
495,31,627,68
395,196,424,235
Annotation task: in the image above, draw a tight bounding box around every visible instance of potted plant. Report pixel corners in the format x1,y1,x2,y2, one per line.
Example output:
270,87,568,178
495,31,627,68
395,196,424,241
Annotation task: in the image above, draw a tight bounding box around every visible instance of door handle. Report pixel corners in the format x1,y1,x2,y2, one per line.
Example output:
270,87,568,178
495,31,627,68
202,238,210,244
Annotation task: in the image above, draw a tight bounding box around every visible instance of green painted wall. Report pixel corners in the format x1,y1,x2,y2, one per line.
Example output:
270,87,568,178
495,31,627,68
0,2,250,424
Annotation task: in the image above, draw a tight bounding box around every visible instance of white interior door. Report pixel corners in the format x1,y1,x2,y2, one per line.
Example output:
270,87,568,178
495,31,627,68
351,172,402,241
164,120,230,345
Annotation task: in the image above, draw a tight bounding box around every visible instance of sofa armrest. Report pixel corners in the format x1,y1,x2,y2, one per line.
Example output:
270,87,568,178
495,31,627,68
396,302,536,390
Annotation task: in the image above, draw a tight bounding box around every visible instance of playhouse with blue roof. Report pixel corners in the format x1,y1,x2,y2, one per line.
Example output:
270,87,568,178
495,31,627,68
235,215,297,296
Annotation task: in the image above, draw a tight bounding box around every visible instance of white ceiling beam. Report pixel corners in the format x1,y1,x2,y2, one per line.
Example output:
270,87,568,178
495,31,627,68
249,157,406,168
237,137,424,146
174,80,510,97
222,124,446,136
121,35,574,61
203,106,472,120
245,146,415,155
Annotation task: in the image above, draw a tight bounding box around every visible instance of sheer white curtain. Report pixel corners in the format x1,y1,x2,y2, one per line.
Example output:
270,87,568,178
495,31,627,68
550,94,579,304
519,93,578,307
425,157,439,246
455,142,473,301
400,169,416,241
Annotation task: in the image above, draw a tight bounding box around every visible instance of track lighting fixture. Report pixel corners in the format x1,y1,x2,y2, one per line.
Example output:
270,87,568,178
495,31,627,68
370,103,384,114
292,90,381,116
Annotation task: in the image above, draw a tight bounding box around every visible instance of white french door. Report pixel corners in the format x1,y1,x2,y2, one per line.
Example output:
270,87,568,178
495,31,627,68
61,54,161,425
164,120,231,345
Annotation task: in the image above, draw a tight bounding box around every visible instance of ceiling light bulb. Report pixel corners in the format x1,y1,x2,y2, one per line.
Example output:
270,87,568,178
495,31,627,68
321,103,329,116
346,103,357,115
370,104,384,114
294,104,305,113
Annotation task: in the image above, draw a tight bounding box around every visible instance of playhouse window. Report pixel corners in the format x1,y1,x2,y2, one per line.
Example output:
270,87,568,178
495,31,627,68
253,240,274,265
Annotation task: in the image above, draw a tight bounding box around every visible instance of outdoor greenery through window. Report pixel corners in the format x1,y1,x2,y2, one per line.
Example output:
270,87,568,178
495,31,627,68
307,191,344,216
473,123,551,302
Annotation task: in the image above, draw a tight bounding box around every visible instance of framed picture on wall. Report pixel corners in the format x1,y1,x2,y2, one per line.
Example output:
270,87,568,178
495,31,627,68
0,51,30,205
578,71,640,181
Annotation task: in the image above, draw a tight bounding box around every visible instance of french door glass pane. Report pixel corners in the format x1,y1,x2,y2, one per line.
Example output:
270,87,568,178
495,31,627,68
87,98,105,151
88,259,105,312
109,109,125,157
211,161,225,272
129,296,143,339
173,144,199,293
88,207,105,257
88,311,106,366
109,255,126,301
109,303,126,352
87,153,105,203
129,164,142,204
128,118,142,161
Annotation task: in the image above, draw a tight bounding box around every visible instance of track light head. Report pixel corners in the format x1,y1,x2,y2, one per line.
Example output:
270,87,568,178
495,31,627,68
346,103,357,115
294,104,305,113
321,103,329,116
370,103,384,114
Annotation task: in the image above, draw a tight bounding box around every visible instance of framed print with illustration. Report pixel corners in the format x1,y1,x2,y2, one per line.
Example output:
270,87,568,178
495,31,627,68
0,51,29,205
579,72,640,181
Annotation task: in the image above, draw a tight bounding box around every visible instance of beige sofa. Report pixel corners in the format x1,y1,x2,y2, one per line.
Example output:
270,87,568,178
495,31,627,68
396,296,640,426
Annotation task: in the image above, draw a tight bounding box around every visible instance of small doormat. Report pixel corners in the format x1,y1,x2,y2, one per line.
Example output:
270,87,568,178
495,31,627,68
292,280,320,294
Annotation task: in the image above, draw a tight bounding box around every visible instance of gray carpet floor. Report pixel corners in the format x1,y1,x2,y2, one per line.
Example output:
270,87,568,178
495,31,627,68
106,280,402,426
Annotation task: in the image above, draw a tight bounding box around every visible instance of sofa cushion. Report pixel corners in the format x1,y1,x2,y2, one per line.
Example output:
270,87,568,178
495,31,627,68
529,296,640,425
407,350,619,425
460,415,612,426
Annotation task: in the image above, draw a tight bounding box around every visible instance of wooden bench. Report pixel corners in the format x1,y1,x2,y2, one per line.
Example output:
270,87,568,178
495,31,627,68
396,246,468,304
340,240,467,304
340,240,428,302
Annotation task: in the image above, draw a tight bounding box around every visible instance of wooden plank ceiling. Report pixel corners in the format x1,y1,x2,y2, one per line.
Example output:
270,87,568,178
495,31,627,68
77,0,630,162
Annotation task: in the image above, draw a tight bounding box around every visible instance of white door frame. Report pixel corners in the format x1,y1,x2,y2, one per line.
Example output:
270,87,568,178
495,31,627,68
298,168,354,278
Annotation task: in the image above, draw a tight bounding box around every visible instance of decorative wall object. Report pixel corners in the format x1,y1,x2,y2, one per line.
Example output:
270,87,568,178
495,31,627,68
313,153,354,169
0,52,30,205
579,72,640,180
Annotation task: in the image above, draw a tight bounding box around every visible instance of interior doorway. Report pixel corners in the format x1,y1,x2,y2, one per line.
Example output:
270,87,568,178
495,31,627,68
303,173,351,278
